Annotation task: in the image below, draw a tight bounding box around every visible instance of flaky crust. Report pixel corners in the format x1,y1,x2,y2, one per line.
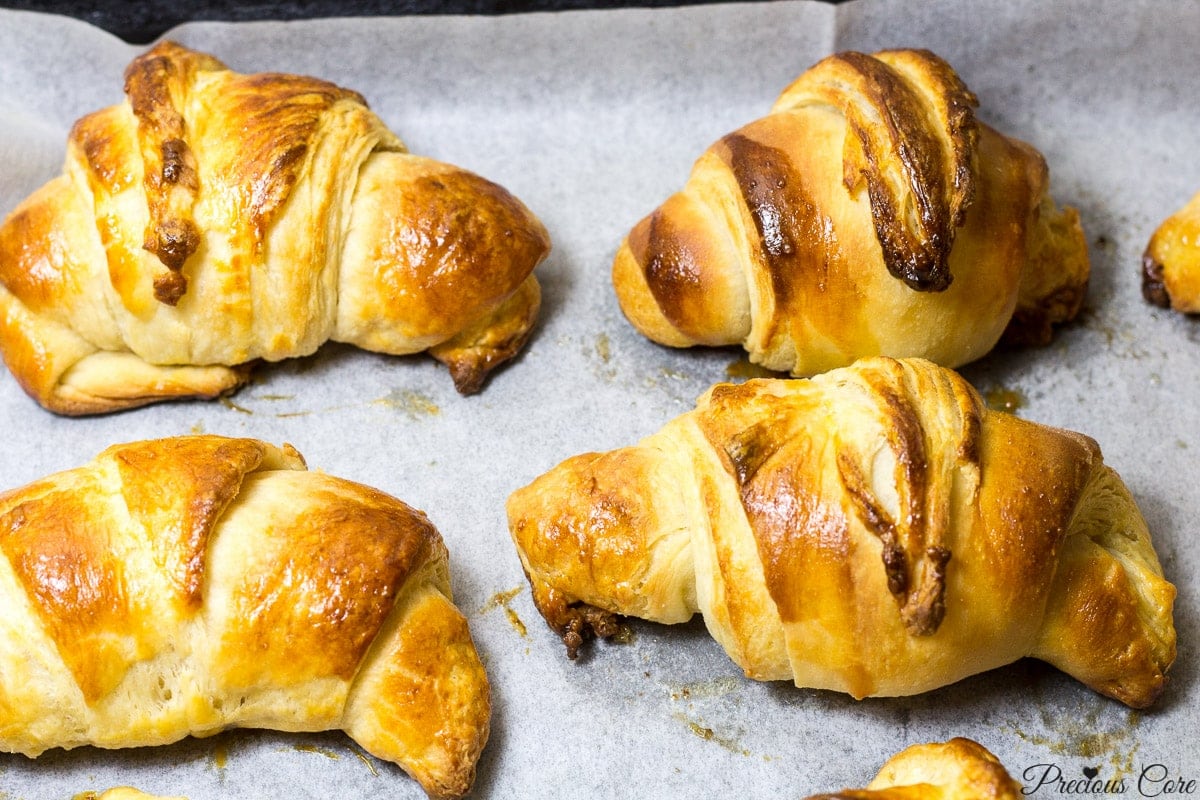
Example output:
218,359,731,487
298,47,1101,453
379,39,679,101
1143,190,1200,312
0,436,489,800
508,357,1175,708
0,42,550,415
612,49,1088,374
806,738,1021,800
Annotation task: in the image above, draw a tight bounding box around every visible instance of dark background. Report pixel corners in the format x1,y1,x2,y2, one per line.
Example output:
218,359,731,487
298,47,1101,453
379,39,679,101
1,0,842,43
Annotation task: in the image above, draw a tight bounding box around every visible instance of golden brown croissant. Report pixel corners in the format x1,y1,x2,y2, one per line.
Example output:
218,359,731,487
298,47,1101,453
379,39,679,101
804,738,1021,800
508,357,1175,708
1143,190,1200,312
76,790,185,800
0,41,550,415
0,436,489,800
612,49,1089,375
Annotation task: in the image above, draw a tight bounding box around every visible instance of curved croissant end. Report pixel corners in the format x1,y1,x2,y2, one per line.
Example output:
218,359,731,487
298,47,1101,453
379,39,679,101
0,42,550,415
0,436,489,799
507,357,1175,707
612,49,1088,376
805,738,1022,800
1143,189,1200,313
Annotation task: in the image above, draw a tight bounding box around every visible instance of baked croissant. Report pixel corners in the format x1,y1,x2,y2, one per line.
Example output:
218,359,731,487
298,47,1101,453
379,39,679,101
612,49,1089,375
77,791,184,800
0,436,489,800
804,738,1020,800
1143,190,1200,312
508,357,1176,708
0,41,550,415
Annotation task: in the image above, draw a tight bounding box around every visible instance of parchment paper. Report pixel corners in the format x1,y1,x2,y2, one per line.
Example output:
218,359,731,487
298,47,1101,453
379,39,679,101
0,1,1197,797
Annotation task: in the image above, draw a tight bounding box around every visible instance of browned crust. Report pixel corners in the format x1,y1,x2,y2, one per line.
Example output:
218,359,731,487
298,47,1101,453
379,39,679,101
834,377,954,636
119,41,369,306
506,448,655,660
123,42,222,304
1140,190,1200,313
778,49,980,292
1040,547,1169,709
0,473,145,703
429,274,543,395
0,435,444,697
346,586,491,800
215,72,363,240
217,481,438,686
525,573,625,660
1003,199,1089,346
0,436,290,703
714,129,861,348
111,437,268,608
720,360,984,638
1142,252,1171,308
350,159,550,392
629,207,709,337
1003,282,1087,347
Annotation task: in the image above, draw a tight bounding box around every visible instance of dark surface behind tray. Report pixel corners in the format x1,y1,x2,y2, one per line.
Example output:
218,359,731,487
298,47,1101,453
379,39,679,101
1,0,842,43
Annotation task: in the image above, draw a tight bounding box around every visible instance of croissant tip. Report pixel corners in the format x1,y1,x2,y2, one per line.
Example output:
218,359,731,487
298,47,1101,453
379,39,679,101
557,605,627,661
1141,252,1172,308
448,362,488,396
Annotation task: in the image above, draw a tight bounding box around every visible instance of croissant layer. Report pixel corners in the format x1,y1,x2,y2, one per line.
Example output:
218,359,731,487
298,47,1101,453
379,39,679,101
508,357,1175,707
0,42,550,414
0,435,489,800
613,49,1088,375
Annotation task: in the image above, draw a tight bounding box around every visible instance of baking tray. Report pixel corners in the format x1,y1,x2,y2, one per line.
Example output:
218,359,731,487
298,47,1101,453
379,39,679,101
0,0,1196,796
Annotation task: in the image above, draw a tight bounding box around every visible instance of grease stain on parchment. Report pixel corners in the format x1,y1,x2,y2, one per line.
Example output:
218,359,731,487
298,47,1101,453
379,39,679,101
220,397,253,415
1080,308,1157,361
666,675,749,756
672,712,749,756
586,333,618,381
372,389,441,420
478,586,529,637
666,676,742,702
354,747,380,776
1005,707,1141,779
211,740,228,771
984,385,1027,414
596,333,611,363
292,743,340,760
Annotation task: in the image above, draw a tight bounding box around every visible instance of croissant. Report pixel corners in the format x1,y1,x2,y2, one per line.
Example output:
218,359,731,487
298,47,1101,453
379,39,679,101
0,436,489,800
612,49,1089,375
77,791,183,800
0,41,550,415
1143,190,1200,312
508,357,1176,708
805,738,1020,800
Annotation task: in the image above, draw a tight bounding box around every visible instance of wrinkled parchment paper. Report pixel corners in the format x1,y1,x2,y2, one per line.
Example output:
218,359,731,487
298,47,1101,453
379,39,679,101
0,1,1197,797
